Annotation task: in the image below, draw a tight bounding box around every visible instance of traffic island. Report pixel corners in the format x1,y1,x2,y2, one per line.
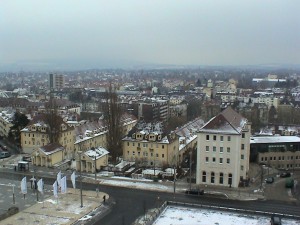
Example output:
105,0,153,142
0,188,108,225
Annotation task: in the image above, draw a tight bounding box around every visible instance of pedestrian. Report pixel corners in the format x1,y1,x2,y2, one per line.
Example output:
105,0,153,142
103,195,106,203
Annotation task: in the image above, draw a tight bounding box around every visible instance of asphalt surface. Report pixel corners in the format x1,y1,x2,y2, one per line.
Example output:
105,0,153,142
1,154,300,224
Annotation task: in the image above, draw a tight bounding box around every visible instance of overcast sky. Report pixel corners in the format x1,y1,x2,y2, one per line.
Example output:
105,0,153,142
1,0,299,69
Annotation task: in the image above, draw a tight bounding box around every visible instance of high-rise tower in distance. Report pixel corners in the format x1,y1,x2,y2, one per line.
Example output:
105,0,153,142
49,73,65,90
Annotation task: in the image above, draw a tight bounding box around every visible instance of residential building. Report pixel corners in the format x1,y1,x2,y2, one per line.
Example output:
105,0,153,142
49,73,65,90
20,114,75,159
196,107,251,188
122,121,179,167
0,110,14,138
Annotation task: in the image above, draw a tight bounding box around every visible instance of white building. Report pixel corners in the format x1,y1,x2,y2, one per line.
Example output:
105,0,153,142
196,107,251,188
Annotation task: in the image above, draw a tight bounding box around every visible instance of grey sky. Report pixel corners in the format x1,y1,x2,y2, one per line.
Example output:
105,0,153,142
1,0,299,69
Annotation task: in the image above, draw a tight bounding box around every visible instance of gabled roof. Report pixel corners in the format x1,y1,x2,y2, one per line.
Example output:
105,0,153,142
39,143,64,155
199,107,247,135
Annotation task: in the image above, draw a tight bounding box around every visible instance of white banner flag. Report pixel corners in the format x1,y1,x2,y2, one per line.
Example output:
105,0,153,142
37,179,43,194
71,171,76,189
21,177,27,194
53,181,58,198
61,176,67,194
57,171,62,187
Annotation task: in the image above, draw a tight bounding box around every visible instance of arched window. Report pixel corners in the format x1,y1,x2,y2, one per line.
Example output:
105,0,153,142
202,171,206,182
219,173,224,184
211,172,215,183
228,173,233,186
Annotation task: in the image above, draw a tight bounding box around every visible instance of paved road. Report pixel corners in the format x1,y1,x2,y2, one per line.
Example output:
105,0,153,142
1,170,300,225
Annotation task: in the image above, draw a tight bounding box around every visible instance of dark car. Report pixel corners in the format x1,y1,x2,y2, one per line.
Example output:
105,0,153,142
280,172,291,178
270,215,281,225
185,189,204,195
265,177,274,184
0,151,11,159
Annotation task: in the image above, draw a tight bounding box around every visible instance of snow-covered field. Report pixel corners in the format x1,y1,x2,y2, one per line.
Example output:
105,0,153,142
153,206,300,225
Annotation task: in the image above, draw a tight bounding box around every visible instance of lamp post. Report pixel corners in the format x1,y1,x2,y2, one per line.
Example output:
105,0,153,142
189,150,192,190
94,149,97,181
78,151,83,208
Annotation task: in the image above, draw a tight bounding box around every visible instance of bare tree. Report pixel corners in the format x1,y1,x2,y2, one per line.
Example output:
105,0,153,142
102,83,123,164
44,97,63,144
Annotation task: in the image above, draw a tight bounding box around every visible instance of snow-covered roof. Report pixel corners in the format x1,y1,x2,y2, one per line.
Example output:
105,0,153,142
84,147,109,160
250,136,300,144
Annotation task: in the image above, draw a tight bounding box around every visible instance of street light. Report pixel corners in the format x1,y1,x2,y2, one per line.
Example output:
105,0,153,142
94,149,97,181
189,150,192,191
78,151,83,208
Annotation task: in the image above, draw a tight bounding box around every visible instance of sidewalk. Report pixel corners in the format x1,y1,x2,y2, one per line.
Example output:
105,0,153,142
0,188,108,225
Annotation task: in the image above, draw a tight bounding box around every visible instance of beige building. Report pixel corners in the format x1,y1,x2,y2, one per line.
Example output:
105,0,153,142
0,110,14,138
32,143,65,168
122,121,179,167
20,114,75,159
196,107,251,188
76,147,109,173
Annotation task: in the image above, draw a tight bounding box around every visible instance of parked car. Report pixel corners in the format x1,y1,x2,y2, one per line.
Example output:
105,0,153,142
280,172,291,178
285,177,294,188
0,151,11,159
185,189,204,195
265,177,274,184
270,215,281,225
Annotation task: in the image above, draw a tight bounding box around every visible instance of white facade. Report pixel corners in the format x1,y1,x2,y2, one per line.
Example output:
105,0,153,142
196,107,251,188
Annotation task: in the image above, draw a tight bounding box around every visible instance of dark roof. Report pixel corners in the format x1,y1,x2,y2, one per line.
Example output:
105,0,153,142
40,143,64,153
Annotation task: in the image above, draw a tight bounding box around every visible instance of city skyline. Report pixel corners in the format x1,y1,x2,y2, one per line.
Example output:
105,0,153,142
1,0,299,71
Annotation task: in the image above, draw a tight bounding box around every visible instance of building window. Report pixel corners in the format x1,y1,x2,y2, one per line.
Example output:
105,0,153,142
133,143,135,146
138,152,141,156
213,146,216,152
220,147,223,153
213,135,216,141
242,133,245,138
219,173,224,184
211,172,215,183
205,157,209,162
227,158,230,164
282,156,285,160
241,154,244,160
227,147,230,153
133,151,135,155
220,136,224,141
206,146,209,152
162,145,164,149
212,157,216,163
127,142,129,146
138,143,140,147
227,136,231,141
162,154,164,158
241,165,244,171
202,171,206,182
241,144,244,150
279,156,281,160
151,153,153,157
143,143,146,148
228,173,233,186
206,135,210,141
219,158,223,164
274,156,276,160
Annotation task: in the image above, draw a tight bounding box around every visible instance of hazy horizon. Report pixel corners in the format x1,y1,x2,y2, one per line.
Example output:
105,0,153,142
1,0,299,71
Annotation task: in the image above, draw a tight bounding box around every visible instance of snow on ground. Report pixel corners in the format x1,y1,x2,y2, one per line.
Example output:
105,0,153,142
153,206,300,225
99,178,169,191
